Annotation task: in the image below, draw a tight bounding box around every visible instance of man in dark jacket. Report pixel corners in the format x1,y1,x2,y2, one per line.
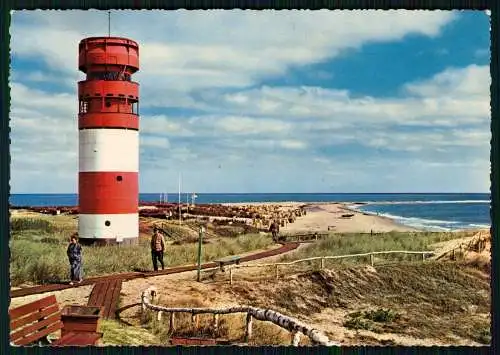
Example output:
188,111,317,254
66,234,83,285
151,227,166,271
269,220,279,242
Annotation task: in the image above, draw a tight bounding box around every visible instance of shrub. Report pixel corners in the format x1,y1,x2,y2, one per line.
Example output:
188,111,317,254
343,308,401,332
10,218,55,233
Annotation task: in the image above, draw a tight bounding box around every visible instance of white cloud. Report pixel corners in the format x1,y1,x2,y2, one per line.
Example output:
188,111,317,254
11,10,456,96
141,115,195,137
404,64,489,99
141,136,171,149
211,116,290,135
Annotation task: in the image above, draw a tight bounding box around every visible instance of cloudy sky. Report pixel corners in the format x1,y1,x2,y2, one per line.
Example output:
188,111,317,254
9,10,491,194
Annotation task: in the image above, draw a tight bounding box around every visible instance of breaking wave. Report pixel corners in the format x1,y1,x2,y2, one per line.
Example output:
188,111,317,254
350,205,490,231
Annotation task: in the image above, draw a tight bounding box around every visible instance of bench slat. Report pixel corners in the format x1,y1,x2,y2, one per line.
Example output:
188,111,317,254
9,295,58,320
105,280,122,319
102,280,118,319
93,282,109,309
53,331,79,344
10,312,61,343
87,282,106,307
11,320,63,346
62,321,101,333
10,303,60,330
51,331,102,346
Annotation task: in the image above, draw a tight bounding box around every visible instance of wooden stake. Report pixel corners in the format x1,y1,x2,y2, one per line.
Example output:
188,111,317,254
169,312,176,332
245,313,253,342
291,331,301,346
213,314,219,335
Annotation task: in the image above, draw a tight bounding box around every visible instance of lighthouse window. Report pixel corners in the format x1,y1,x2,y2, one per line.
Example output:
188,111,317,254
79,100,88,114
105,220,111,227
105,100,112,107
87,71,131,81
131,102,139,115
116,175,123,182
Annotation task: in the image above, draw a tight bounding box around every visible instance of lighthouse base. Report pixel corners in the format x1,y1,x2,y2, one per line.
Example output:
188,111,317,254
78,237,139,247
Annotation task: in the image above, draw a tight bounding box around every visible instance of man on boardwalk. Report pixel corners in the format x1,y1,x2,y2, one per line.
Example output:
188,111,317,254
66,234,83,285
151,227,166,271
269,220,280,243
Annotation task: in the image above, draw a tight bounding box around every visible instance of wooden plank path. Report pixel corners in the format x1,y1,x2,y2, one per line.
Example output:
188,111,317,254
87,279,122,319
11,242,301,299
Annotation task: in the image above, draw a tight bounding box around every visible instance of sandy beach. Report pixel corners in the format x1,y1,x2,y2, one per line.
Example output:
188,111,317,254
224,202,418,233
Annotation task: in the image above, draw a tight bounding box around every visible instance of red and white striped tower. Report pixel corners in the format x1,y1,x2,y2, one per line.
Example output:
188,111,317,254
77,37,140,245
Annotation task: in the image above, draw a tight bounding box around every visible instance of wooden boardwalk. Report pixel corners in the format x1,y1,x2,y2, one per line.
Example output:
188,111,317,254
11,242,301,299
87,279,122,319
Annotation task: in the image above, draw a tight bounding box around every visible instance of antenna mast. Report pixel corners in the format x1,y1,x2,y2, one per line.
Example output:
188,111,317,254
108,11,111,37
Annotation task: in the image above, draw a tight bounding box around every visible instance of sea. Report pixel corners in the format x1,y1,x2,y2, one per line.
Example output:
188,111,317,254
9,193,490,232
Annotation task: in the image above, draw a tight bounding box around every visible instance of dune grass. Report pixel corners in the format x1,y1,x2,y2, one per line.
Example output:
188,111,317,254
280,230,477,266
9,216,273,286
99,319,163,346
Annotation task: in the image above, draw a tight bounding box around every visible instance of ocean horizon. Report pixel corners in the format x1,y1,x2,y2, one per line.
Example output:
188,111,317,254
9,192,490,232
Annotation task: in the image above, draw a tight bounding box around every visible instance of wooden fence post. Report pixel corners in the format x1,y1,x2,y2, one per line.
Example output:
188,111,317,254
169,312,176,333
291,330,301,346
213,314,219,335
192,313,199,328
230,268,233,285
140,292,147,324
275,265,279,279
157,311,163,321
245,313,253,342
370,253,374,267
320,258,325,270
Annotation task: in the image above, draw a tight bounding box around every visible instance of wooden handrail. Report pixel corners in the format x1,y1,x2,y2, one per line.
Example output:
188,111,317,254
230,250,434,269
140,287,338,346
227,250,434,284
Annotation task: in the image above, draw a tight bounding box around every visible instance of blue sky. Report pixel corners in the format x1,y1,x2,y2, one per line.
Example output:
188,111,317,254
9,10,491,193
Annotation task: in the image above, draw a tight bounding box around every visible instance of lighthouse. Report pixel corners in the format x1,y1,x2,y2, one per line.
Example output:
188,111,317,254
77,37,140,245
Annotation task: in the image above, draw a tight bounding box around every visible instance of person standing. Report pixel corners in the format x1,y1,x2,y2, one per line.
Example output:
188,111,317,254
66,234,83,285
151,227,166,271
269,220,280,243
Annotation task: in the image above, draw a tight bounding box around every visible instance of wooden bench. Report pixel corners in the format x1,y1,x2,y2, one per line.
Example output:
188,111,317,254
9,295,103,347
215,256,241,272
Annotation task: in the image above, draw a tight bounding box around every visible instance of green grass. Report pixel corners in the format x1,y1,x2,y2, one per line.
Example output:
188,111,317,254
280,230,476,265
343,308,402,332
100,319,163,346
9,217,273,286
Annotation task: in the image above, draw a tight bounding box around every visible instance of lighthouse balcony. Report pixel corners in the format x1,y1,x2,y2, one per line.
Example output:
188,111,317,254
78,80,139,100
